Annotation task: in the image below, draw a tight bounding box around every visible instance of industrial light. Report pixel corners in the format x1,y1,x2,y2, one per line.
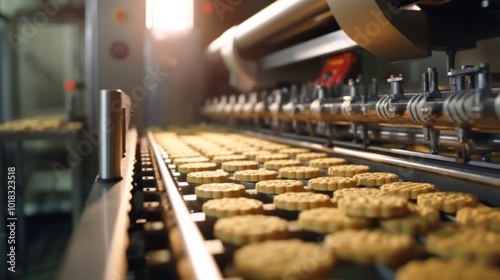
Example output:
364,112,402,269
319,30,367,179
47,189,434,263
146,0,193,30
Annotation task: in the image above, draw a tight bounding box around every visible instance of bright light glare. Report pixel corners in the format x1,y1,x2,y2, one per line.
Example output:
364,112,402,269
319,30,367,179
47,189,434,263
146,0,193,30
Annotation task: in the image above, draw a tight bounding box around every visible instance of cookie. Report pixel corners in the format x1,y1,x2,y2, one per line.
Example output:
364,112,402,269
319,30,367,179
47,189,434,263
426,225,500,264
221,160,259,172
202,198,264,218
203,150,235,158
173,156,209,166
278,148,310,158
255,179,304,194
353,172,399,187
229,146,259,153
177,162,217,174
396,258,500,280
308,176,357,191
263,159,302,171
255,153,289,163
331,187,386,205
309,157,347,169
186,170,229,184
234,239,334,280
214,215,288,245
338,195,409,218
328,164,371,177
295,152,328,162
381,182,437,199
212,154,247,164
274,192,331,211
258,144,290,152
324,229,415,265
417,191,478,214
278,166,322,179
242,150,271,160
233,169,278,182
456,207,500,232
299,207,373,233
379,204,440,235
167,151,201,160
194,183,246,199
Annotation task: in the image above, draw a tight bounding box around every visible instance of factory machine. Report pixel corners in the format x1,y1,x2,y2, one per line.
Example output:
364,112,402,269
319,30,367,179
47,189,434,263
59,0,500,280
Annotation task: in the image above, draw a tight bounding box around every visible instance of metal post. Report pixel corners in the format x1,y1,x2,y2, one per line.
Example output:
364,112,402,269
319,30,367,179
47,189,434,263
99,89,124,180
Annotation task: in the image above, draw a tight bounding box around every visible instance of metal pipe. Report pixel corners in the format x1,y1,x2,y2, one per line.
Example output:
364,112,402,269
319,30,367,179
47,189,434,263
207,0,328,59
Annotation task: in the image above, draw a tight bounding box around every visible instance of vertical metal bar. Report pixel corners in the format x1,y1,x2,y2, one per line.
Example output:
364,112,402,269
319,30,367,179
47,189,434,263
99,89,123,180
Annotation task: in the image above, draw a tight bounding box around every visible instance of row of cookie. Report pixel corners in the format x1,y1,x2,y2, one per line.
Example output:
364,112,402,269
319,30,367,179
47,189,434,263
197,180,500,237
206,196,500,264
233,239,500,280
202,197,500,277
156,131,500,278
154,132,498,276
163,136,490,223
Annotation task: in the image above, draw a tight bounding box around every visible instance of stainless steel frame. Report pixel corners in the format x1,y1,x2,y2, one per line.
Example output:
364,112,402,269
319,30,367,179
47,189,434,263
58,128,137,280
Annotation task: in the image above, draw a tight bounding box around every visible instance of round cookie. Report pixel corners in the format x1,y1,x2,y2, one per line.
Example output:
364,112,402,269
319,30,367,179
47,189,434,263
242,150,271,160
328,164,371,177
274,192,331,211
212,154,247,164
255,153,289,163
234,239,334,280
234,169,278,182
396,258,500,280
186,170,229,184
299,207,373,234
203,150,235,159
426,225,500,264
167,151,201,160
379,204,440,235
263,159,302,171
456,206,500,232
278,148,310,158
331,187,387,205
309,157,347,169
381,182,437,200
258,144,290,152
308,176,357,191
221,160,259,172
255,179,304,194
417,191,478,214
338,195,409,218
353,172,399,187
195,183,246,199
173,156,209,166
324,229,415,266
278,166,322,179
178,162,217,174
229,146,259,154
202,198,263,218
296,152,328,162
214,215,288,245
